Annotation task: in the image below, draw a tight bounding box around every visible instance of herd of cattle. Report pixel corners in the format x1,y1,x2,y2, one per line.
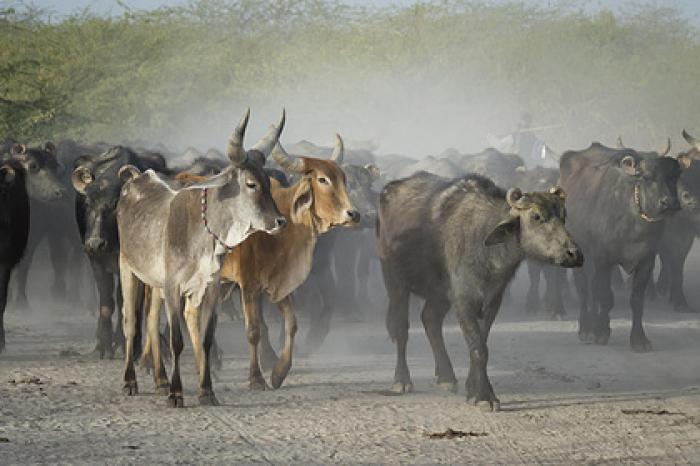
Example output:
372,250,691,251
1,110,699,411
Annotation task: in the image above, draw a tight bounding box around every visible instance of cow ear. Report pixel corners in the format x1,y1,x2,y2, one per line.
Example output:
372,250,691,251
291,178,313,223
485,216,520,246
44,142,56,156
620,155,638,176
364,163,380,179
678,153,692,169
11,143,25,156
118,165,141,183
0,164,16,185
184,168,230,190
72,166,94,194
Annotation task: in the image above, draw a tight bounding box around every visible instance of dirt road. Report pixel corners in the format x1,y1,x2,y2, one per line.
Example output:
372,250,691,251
2,290,699,465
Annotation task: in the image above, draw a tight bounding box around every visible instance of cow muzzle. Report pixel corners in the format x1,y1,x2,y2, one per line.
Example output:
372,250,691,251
559,246,584,268
85,237,108,253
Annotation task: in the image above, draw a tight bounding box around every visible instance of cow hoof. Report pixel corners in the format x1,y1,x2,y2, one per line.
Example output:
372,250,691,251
249,379,270,391
631,338,652,353
594,334,609,346
475,399,501,412
167,394,184,408
437,382,458,394
123,381,138,396
198,391,219,406
155,383,170,395
270,372,287,390
390,381,413,394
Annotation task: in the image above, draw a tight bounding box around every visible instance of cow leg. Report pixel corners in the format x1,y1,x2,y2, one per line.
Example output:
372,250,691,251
456,295,498,411
574,262,592,342
592,262,614,345
630,256,654,352
12,234,39,310
356,242,372,307
164,287,185,407
525,261,541,314
271,296,297,389
421,296,456,393
305,256,336,354
191,285,219,406
383,262,412,394
666,232,695,313
47,231,68,301
89,260,115,359
544,267,566,320
258,304,279,373
146,287,169,394
0,265,11,353
119,259,139,396
242,289,269,390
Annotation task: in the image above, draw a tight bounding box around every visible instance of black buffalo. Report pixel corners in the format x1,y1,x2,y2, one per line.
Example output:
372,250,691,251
378,172,582,410
0,159,30,352
72,146,167,358
559,143,680,351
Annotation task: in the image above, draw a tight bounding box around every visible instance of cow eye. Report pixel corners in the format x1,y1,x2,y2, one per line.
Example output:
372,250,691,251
318,177,329,185
531,212,542,222
245,181,257,190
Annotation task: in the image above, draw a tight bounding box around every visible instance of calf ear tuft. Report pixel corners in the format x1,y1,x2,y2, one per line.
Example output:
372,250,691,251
485,217,520,246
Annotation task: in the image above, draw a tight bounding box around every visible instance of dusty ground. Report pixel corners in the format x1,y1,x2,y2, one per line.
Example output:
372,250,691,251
2,247,700,465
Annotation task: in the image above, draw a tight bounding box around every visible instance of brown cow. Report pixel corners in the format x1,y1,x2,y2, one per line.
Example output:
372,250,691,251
220,135,360,389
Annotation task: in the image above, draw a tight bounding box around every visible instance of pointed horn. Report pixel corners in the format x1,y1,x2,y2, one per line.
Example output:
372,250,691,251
272,140,305,173
682,129,700,150
616,136,625,149
226,108,250,165
330,133,344,164
250,109,286,159
659,137,671,156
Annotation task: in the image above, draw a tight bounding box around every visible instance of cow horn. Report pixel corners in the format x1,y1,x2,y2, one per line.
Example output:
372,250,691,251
226,108,250,165
330,134,344,164
682,129,700,150
549,186,566,200
506,187,530,209
72,166,94,194
118,165,141,184
659,137,671,156
10,143,26,156
616,136,625,149
272,141,305,173
250,109,286,159
0,164,15,184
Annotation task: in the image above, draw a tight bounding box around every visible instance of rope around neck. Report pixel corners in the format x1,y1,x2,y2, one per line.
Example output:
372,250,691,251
201,188,237,250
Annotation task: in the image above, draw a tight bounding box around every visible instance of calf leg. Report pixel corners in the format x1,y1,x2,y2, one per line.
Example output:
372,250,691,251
47,232,68,300
164,287,185,407
456,295,498,411
119,259,139,396
574,265,592,342
543,267,566,320
421,296,456,392
630,256,654,352
242,289,269,390
271,296,298,389
258,304,279,373
0,265,11,353
525,261,541,314
12,235,38,309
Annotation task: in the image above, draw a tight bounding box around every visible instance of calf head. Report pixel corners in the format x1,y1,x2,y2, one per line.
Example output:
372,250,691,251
341,163,380,228
10,142,66,202
73,172,121,255
272,134,360,233
486,187,583,268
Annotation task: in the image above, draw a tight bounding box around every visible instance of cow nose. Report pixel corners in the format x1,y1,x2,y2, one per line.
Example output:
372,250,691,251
564,247,584,267
85,237,107,252
275,217,287,229
347,210,360,224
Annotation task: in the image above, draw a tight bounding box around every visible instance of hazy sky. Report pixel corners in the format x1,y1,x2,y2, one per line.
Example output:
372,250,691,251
12,0,700,22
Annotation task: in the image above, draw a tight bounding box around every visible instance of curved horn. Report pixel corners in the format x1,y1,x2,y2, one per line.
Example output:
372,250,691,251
118,165,141,184
71,166,94,194
506,187,531,209
682,129,700,150
226,108,250,165
330,133,344,164
0,164,15,184
659,137,671,156
616,136,625,149
250,109,286,159
272,141,305,173
10,143,26,156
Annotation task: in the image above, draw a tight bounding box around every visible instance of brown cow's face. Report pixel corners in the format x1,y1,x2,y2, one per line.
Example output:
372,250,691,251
302,158,360,233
